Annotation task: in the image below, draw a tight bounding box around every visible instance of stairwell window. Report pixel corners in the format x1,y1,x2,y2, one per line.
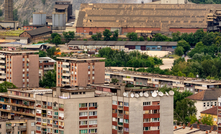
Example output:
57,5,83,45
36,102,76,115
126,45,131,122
143,102,151,106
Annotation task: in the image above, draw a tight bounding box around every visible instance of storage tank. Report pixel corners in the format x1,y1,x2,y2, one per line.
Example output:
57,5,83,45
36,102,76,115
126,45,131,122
33,12,46,25
52,12,66,28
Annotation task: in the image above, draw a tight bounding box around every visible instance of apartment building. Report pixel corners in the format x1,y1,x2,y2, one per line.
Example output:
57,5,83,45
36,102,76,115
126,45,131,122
0,88,52,134
217,97,221,134
0,50,39,88
39,57,56,79
34,84,173,134
105,69,221,93
56,55,105,87
0,117,35,134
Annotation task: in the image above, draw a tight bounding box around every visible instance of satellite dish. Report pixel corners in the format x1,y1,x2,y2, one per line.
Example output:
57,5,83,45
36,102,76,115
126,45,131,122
131,93,134,98
152,92,157,97
169,90,174,96
144,92,149,97
140,92,143,97
158,92,164,97
166,92,169,96
123,92,127,97
135,94,139,98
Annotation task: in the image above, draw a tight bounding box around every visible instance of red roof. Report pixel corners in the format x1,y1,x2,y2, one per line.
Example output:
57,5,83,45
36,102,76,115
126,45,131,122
200,106,217,116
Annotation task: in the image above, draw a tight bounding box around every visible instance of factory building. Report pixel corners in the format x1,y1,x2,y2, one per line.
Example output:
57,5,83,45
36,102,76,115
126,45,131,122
4,0,13,21
76,3,220,34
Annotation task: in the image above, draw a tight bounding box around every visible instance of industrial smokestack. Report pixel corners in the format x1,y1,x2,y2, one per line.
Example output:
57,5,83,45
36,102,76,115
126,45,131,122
4,0,13,21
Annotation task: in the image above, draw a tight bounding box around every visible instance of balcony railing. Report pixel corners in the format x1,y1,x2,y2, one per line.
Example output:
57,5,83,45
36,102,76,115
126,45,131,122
53,125,58,128
118,122,123,126
118,130,123,133
42,123,47,126
53,116,58,119
118,106,123,109
42,105,47,108
18,126,27,130
42,114,47,117
6,126,12,129
53,107,58,110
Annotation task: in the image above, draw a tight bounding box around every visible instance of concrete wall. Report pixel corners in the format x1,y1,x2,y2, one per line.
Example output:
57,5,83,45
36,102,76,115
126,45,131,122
195,100,217,119
169,28,207,33
77,63,88,87
29,55,39,88
0,122,6,134
27,120,36,134
11,55,23,87
160,96,173,134
94,62,105,84
64,97,112,134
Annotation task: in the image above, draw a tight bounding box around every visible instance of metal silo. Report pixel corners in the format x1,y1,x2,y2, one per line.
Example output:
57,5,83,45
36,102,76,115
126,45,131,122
33,12,46,25
52,12,66,30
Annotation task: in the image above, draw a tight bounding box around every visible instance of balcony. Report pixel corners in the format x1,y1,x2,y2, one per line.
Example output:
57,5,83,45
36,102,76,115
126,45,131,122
0,71,5,74
6,126,12,130
62,78,69,82
0,60,5,63
0,55,5,58
53,124,58,128
118,130,123,133
42,123,47,126
123,77,134,82
62,62,69,66
195,86,207,90
0,75,6,79
118,106,123,110
62,68,69,71
18,126,27,130
42,105,47,109
42,113,47,117
53,107,58,110
118,122,123,126
62,73,70,77
44,67,54,71
53,116,58,119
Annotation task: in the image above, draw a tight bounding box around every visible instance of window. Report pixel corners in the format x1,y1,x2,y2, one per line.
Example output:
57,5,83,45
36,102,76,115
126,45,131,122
36,126,41,130
88,71,90,74
112,100,117,105
211,102,213,106
153,110,158,114
143,110,150,114
27,73,29,77
89,111,97,116
124,128,129,132
207,102,209,107
203,102,205,107
31,122,35,126
112,125,117,130
152,118,159,122
144,119,150,123
79,121,87,125
79,103,87,108
23,58,25,61
143,102,151,106
89,129,97,133
79,112,87,117
143,127,149,131
40,66,42,68
215,102,217,106
88,66,90,69
89,102,97,107
54,112,58,115
27,63,29,66
124,102,129,107
89,120,97,125
36,118,41,121
79,130,87,134
124,119,129,123
112,117,117,121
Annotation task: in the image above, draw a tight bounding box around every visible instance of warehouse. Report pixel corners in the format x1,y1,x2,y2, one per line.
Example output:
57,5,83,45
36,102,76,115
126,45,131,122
76,3,220,34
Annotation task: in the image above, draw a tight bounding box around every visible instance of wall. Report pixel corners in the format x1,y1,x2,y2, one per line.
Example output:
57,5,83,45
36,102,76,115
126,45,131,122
76,27,111,34
0,122,6,134
94,62,105,84
64,97,112,134
77,63,88,87
29,55,39,88
27,120,36,134
195,100,218,119
11,55,23,87
121,27,161,34
19,32,31,39
169,28,207,33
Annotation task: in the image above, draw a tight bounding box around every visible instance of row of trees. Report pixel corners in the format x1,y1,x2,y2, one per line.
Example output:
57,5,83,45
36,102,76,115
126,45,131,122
48,32,75,46
189,0,221,4
97,47,162,68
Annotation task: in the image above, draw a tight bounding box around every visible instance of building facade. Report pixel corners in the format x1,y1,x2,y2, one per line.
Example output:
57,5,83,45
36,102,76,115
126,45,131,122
56,56,105,87
34,86,173,134
0,50,39,88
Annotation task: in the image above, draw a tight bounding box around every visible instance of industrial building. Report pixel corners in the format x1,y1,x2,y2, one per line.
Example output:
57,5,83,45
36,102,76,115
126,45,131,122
19,27,52,42
4,0,13,21
105,69,221,93
76,3,221,34
68,41,177,51
56,55,105,87
0,50,39,88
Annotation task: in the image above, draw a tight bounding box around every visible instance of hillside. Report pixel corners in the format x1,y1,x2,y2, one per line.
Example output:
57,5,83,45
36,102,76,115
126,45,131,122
0,0,148,25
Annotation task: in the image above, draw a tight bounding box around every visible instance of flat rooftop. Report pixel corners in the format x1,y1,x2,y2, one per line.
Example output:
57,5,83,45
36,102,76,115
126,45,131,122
106,69,221,85
8,88,52,93
56,56,105,61
0,50,38,54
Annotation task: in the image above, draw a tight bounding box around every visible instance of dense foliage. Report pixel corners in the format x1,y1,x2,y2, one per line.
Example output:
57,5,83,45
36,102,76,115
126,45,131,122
159,87,196,124
13,9,19,21
63,31,75,43
0,82,17,92
201,114,213,126
189,0,221,4
97,47,162,68
39,68,56,88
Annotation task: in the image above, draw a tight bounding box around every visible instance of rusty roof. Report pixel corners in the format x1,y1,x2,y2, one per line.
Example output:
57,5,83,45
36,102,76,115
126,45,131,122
200,106,217,116
187,89,221,101
76,3,221,31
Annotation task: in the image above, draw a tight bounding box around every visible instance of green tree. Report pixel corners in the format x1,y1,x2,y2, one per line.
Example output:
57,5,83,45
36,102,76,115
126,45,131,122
201,114,213,126
0,9,3,16
139,36,145,41
111,78,119,84
0,82,16,92
111,30,119,41
188,72,195,78
41,0,46,5
39,70,56,88
46,47,59,58
190,114,198,124
175,98,197,124
175,46,184,56
177,40,191,54
39,50,47,57
103,29,112,41
13,9,19,21
126,32,138,41
63,31,75,42
172,31,181,41
91,32,102,41
53,35,61,46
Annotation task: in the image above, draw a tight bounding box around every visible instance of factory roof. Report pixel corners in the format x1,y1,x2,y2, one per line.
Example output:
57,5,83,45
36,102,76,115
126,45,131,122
25,27,52,37
54,4,70,10
68,41,177,46
76,3,220,31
